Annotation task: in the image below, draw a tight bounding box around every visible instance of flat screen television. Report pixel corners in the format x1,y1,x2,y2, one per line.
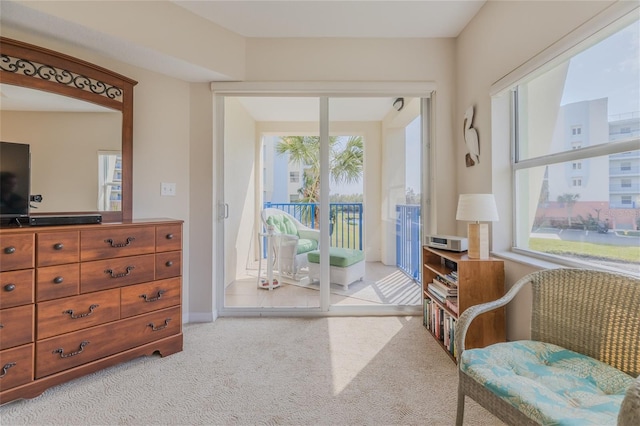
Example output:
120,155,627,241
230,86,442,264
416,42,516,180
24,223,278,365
0,141,31,223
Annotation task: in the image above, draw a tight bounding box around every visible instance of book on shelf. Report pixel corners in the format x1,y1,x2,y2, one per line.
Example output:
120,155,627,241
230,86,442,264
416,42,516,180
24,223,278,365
426,285,447,303
446,299,459,315
431,279,457,296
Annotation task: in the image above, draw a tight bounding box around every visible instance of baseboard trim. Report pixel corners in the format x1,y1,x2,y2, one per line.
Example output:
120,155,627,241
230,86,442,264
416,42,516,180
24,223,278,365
187,311,216,323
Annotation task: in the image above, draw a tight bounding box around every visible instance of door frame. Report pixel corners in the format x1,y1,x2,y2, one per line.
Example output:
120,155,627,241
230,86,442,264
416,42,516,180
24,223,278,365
212,82,435,317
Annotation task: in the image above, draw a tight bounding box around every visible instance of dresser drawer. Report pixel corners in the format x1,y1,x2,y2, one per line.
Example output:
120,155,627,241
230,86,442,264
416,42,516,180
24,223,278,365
37,231,79,267
35,306,180,378
0,234,34,272
121,277,181,318
37,289,120,340
118,306,181,351
155,251,182,280
0,305,34,350
80,254,155,293
156,224,182,253
0,344,34,391
36,324,113,378
36,263,80,302
80,227,155,261
0,269,34,309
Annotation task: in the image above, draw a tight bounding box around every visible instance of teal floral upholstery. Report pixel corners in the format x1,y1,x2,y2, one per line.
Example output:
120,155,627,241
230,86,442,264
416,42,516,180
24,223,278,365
460,340,634,425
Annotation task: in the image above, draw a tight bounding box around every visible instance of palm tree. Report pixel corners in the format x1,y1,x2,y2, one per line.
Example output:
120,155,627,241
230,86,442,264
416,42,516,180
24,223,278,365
276,135,363,226
557,193,580,227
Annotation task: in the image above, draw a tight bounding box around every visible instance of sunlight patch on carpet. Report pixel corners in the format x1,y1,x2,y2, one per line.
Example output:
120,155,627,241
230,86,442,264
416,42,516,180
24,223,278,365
327,316,405,394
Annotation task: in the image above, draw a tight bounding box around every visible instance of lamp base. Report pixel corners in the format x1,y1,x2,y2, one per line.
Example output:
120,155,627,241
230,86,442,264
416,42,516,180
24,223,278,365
468,222,489,259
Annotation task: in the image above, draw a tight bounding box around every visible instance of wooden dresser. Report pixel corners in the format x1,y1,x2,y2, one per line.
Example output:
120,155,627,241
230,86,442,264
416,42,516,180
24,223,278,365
0,219,183,404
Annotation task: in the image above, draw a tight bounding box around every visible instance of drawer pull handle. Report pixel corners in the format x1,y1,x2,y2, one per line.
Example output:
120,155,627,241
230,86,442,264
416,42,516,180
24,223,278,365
104,237,135,248
53,276,64,284
3,246,16,255
166,233,174,240
4,284,16,292
0,324,3,329
64,304,99,319
104,266,135,278
148,318,171,331
53,341,90,358
140,290,166,302
0,362,16,378
53,243,64,250
165,261,174,267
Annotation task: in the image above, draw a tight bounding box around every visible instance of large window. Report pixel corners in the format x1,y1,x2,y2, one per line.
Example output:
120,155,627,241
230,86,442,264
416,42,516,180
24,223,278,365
512,18,639,275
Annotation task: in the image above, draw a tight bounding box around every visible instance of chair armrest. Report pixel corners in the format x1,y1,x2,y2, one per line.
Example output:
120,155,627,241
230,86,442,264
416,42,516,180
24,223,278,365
455,272,535,358
275,233,299,245
298,228,320,241
618,376,640,426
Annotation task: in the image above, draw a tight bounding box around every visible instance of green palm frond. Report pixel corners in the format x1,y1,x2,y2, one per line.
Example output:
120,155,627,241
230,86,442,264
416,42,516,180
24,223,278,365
276,135,364,203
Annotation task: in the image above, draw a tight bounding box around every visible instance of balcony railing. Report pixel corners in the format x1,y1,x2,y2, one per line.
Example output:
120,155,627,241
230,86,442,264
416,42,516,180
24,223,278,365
396,204,421,281
263,202,422,285
263,202,363,251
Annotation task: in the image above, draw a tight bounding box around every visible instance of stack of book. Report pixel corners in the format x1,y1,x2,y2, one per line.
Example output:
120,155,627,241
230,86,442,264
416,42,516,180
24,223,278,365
427,277,459,315
444,270,458,284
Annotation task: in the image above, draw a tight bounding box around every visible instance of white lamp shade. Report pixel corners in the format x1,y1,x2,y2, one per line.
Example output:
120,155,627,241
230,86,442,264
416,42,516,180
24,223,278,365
456,194,499,222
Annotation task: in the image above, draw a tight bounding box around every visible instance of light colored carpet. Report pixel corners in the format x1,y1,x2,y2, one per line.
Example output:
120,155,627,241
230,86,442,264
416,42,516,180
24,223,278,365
0,316,503,425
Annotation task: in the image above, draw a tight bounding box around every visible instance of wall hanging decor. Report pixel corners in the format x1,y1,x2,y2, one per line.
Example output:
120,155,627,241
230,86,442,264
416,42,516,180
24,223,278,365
463,105,479,167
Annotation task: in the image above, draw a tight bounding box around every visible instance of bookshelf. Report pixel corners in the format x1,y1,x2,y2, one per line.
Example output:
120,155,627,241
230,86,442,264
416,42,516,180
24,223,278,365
422,246,505,362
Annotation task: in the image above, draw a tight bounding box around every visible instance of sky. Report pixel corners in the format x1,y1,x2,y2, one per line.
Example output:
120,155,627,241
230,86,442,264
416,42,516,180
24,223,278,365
561,20,639,117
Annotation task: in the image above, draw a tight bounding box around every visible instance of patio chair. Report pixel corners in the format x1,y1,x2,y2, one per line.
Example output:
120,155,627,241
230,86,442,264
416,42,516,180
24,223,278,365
261,208,320,279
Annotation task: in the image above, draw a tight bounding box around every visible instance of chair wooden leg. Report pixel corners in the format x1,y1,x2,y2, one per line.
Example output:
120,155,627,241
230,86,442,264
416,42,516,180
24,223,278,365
456,387,465,426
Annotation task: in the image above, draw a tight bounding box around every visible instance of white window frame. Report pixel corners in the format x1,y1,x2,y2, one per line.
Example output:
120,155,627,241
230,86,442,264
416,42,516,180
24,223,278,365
492,4,640,269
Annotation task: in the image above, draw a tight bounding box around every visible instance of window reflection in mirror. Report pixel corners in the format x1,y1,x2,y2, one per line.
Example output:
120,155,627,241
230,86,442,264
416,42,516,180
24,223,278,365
98,151,122,211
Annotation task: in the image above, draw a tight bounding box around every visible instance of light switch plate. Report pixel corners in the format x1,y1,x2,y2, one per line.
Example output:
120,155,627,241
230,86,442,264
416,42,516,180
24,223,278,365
161,182,176,196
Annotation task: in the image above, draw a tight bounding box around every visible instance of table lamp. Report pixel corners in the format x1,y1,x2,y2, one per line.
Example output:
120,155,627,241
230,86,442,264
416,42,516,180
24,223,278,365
455,194,499,259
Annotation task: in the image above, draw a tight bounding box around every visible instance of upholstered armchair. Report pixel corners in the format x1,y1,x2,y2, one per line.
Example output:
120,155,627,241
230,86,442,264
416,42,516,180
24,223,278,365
261,208,320,279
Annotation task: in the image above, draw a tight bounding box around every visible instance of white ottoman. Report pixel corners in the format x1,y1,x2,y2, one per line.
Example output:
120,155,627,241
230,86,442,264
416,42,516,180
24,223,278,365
307,248,365,290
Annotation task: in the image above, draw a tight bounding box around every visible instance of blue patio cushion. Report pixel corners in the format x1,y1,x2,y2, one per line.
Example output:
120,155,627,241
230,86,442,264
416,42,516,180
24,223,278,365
266,214,297,236
296,238,318,254
307,247,364,267
460,340,634,425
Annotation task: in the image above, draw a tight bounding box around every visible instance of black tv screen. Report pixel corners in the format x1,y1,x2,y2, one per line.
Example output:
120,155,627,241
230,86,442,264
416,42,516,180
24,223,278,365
0,141,31,219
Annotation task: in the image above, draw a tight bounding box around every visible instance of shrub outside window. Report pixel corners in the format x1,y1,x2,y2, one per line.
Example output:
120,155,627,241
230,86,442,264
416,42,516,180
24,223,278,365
513,18,639,275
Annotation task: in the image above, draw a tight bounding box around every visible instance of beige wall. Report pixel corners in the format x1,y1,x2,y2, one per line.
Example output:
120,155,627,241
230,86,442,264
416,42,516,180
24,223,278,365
8,0,245,80
223,98,258,286
188,83,214,322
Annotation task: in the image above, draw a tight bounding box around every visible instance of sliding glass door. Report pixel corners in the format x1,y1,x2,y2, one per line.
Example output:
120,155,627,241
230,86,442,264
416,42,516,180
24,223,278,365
216,88,431,315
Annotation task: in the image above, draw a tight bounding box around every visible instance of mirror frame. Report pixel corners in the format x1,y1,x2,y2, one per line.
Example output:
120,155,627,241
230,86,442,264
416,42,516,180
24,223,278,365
0,37,137,222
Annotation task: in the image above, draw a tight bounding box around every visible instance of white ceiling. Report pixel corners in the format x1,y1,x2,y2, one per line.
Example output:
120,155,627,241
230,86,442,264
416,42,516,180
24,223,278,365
173,1,485,38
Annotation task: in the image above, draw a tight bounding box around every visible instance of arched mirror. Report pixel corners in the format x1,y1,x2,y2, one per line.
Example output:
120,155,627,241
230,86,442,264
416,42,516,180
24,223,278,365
0,37,137,222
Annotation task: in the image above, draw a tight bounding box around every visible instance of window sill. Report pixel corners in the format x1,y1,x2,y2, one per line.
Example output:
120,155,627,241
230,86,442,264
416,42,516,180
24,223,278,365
492,250,563,270
492,249,640,278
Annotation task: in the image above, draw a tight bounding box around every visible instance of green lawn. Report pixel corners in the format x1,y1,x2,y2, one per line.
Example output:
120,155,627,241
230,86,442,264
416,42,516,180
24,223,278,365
331,216,361,250
529,238,640,263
